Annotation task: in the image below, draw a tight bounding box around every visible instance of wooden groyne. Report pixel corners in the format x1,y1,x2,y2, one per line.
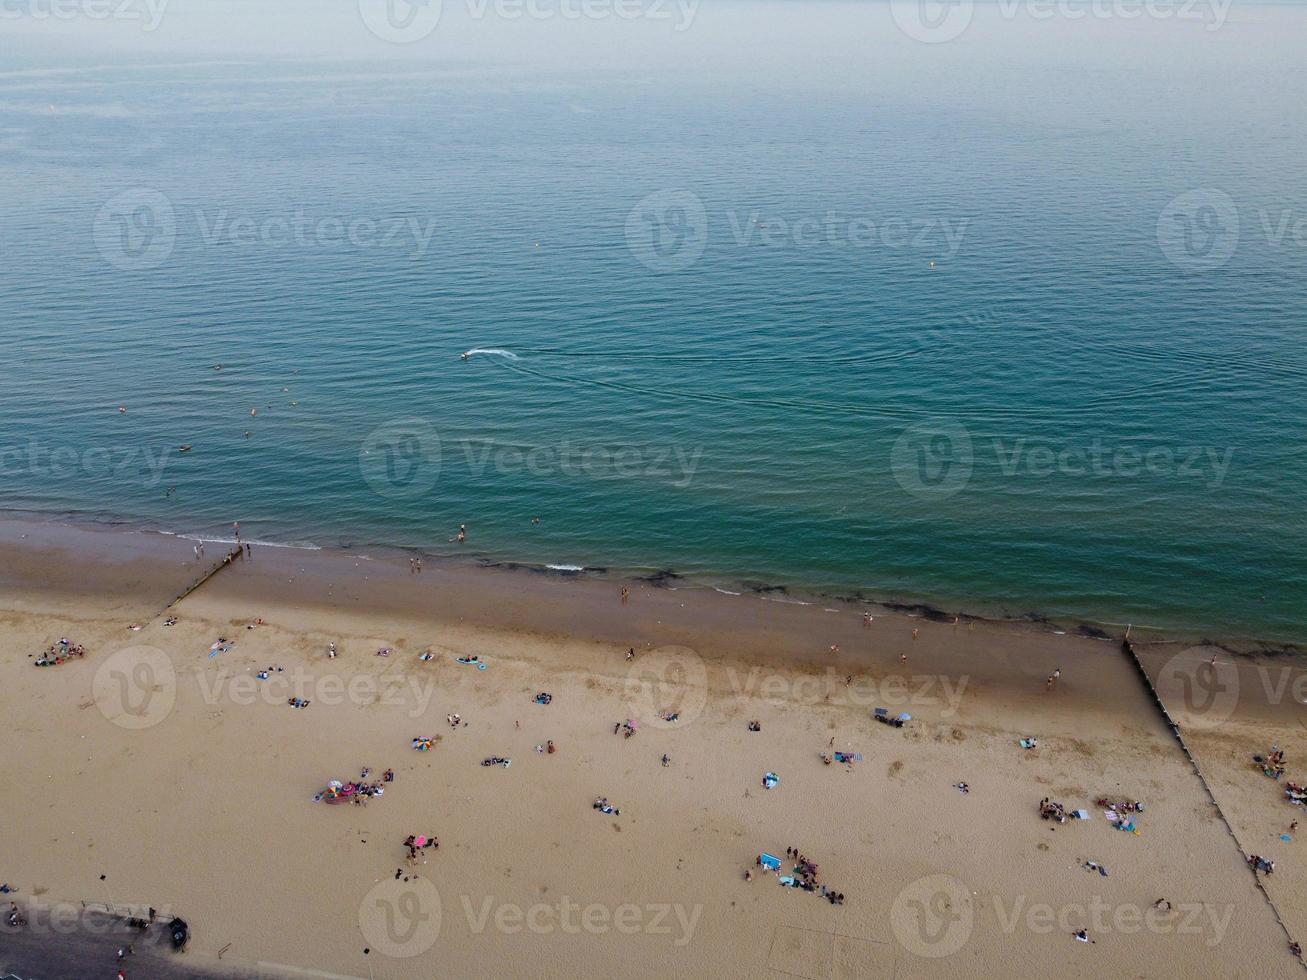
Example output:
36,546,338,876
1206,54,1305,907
1121,636,1303,966
145,546,244,622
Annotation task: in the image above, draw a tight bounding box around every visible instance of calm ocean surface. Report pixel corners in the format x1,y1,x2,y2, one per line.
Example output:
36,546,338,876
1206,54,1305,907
1,2,1304,641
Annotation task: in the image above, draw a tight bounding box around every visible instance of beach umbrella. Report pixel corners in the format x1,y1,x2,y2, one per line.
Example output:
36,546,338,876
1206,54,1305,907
413,836,428,848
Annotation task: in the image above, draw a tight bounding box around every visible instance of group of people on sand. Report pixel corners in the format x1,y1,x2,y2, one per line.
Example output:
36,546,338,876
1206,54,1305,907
1094,796,1143,813
1248,854,1276,876
1255,746,1287,780
34,637,85,667
403,834,438,864
1039,797,1068,823
747,848,844,905
593,796,621,816
315,767,390,805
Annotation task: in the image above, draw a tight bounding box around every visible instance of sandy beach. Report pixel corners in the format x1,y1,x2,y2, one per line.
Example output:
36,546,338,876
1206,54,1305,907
1,517,1302,979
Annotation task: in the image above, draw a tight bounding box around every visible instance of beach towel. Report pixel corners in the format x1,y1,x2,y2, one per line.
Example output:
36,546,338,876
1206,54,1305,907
1072,810,1090,820
759,854,781,871
1019,738,1037,749
778,876,796,887
762,772,779,789
456,658,487,671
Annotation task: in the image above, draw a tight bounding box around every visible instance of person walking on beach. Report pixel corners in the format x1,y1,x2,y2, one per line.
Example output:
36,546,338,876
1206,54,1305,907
911,628,919,641
620,586,630,604
245,543,251,559
900,652,908,666
415,557,422,573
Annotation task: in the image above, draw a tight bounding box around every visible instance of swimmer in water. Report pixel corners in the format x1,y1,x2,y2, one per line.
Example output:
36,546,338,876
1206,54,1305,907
460,351,470,360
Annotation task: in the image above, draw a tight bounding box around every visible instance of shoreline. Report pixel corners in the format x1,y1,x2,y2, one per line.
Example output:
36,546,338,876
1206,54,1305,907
2,513,1306,976
1,508,1300,654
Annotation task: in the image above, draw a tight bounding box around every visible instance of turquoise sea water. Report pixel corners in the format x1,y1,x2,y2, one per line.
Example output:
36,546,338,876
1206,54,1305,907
1,3,1305,641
